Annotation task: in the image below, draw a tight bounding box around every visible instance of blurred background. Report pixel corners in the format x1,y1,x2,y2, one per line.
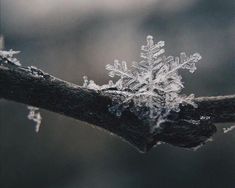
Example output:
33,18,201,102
0,0,235,187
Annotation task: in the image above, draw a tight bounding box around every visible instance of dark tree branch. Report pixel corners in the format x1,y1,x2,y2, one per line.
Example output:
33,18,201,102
0,61,235,152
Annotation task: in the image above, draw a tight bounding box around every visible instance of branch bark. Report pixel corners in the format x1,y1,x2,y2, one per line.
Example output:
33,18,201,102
1,61,235,152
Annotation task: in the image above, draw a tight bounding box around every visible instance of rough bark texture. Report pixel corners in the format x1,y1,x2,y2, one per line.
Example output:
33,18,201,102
1,60,235,152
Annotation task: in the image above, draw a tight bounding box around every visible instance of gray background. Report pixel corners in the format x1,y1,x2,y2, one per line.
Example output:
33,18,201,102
1,0,235,187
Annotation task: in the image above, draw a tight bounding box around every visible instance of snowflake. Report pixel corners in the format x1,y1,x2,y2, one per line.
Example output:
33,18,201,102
85,35,201,128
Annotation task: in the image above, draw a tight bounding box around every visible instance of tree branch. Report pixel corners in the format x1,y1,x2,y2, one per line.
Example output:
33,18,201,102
0,61,235,152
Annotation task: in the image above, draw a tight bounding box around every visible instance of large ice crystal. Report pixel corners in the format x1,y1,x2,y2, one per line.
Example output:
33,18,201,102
85,35,202,128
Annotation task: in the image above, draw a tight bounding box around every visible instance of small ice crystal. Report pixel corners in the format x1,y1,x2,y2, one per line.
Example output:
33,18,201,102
27,106,42,133
0,49,21,66
28,66,45,78
223,125,235,134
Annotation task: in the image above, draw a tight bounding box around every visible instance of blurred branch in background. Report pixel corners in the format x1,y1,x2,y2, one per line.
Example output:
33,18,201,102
1,59,235,152
0,35,4,50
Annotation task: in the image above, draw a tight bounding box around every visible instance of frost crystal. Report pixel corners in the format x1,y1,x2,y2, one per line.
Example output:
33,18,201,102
84,35,201,128
0,49,21,66
27,106,42,133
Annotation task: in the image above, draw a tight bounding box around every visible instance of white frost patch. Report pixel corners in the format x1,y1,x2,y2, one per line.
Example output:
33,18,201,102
0,49,21,66
27,106,42,133
223,125,235,134
84,35,201,129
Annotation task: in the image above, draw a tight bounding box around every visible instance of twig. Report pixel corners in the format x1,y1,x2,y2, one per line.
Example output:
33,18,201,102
0,61,234,152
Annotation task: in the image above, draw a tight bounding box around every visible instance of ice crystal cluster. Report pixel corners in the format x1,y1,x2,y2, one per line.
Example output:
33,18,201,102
0,49,21,66
84,35,201,127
